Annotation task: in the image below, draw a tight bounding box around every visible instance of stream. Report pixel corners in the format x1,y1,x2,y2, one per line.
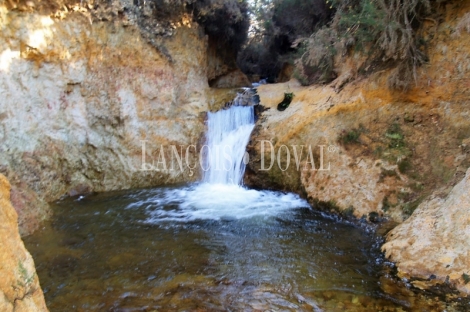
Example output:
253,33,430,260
23,102,465,311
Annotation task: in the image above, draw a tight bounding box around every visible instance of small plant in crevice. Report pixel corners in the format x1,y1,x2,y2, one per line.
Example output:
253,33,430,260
338,125,365,145
462,273,470,285
386,123,405,148
402,197,424,218
382,196,391,212
17,261,35,288
398,158,412,174
277,92,295,111
343,205,355,217
379,123,412,163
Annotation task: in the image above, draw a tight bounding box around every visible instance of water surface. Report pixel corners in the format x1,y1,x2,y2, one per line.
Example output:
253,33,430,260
23,184,461,311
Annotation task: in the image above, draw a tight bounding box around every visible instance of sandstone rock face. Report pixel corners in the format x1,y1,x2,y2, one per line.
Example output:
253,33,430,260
245,77,470,223
0,6,216,235
382,168,470,294
0,174,48,311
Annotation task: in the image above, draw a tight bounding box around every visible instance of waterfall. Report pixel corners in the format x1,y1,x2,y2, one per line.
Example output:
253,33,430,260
139,94,309,223
203,105,255,185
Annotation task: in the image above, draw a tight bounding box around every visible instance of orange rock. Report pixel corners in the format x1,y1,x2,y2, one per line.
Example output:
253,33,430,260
0,174,48,311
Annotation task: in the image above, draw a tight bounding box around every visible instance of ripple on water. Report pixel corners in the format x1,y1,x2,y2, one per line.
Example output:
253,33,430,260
23,184,466,311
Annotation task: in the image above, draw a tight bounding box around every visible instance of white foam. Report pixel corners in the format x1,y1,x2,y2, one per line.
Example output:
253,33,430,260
133,104,309,223
136,183,309,223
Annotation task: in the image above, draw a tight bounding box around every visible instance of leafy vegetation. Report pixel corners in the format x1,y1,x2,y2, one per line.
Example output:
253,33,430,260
238,0,333,80
294,27,337,85
403,196,424,218
239,0,438,89
463,273,470,285
17,261,35,288
277,92,295,111
386,123,406,149
382,196,391,212
190,0,250,52
380,123,412,163
338,126,365,145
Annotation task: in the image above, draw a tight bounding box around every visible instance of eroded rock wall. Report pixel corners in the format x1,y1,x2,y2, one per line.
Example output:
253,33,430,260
0,6,213,235
0,173,48,311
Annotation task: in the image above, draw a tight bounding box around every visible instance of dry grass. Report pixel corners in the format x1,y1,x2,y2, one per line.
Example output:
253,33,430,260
294,28,338,85
452,12,470,38
294,0,432,90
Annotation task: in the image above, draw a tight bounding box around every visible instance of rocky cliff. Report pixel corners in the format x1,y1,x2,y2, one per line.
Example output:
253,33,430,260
382,167,470,295
0,2,247,235
0,173,48,311
245,0,470,295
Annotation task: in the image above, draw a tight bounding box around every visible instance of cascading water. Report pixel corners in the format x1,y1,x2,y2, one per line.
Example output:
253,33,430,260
203,105,255,185
134,97,309,222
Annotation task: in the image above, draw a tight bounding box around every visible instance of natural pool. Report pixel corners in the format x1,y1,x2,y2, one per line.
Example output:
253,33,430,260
23,183,464,311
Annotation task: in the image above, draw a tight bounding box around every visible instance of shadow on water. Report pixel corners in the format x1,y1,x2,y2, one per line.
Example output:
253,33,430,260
24,185,466,311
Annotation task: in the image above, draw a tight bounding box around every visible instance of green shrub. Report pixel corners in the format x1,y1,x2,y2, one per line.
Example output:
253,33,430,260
277,92,295,111
463,273,470,285
336,0,386,49
386,123,405,148
382,196,391,212
238,0,434,87
335,0,431,90
398,159,412,174
237,0,333,80
338,126,364,145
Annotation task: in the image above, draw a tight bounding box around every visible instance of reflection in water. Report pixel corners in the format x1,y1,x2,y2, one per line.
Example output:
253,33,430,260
23,185,462,311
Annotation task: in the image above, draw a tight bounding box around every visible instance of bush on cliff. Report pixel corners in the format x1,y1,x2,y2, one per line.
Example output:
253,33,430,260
239,0,441,89
237,0,333,81
87,0,250,60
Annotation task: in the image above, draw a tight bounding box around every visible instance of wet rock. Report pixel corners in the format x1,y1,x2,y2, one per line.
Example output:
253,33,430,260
67,184,92,197
0,6,212,234
226,88,260,108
